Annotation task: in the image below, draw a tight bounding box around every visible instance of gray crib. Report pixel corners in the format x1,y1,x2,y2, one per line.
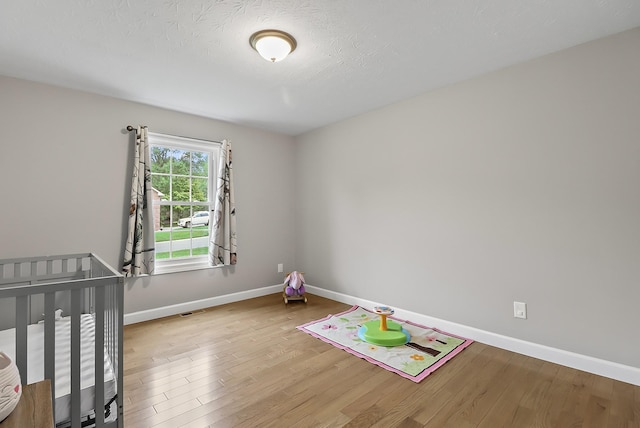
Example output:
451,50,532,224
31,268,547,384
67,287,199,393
0,253,123,428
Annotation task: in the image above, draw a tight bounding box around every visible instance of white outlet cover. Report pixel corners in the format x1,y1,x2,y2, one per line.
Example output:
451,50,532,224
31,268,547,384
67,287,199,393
514,301,527,319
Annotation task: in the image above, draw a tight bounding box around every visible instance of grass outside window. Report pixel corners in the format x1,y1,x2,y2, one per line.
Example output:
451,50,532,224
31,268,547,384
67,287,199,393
155,226,209,242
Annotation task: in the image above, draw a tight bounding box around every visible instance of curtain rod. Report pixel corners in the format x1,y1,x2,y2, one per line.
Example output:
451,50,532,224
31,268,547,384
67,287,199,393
125,125,222,145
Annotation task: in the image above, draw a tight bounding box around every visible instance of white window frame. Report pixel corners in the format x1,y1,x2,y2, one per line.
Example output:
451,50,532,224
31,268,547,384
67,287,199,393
148,132,221,274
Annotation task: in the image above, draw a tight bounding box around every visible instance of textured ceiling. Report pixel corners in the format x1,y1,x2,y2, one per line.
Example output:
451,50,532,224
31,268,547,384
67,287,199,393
1,1,639,135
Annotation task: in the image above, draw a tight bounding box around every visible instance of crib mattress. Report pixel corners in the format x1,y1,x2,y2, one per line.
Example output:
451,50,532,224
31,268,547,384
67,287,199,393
0,314,117,424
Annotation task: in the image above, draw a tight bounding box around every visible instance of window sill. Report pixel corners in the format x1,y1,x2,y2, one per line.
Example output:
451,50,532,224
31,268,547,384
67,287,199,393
154,257,221,275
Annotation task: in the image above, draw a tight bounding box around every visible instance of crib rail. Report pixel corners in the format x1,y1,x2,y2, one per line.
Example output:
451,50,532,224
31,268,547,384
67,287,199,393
0,253,123,428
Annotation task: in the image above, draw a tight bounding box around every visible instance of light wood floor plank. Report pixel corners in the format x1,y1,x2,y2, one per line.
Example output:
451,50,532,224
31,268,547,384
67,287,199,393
123,294,640,427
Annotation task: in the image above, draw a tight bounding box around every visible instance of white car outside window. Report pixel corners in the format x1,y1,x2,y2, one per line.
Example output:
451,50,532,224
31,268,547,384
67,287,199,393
178,211,209,228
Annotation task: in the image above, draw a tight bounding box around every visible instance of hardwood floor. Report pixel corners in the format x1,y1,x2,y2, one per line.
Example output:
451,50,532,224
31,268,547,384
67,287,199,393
123,294,640,427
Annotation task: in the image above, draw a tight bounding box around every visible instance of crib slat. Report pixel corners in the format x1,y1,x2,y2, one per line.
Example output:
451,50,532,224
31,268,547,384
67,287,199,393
30,261,37,279
95,286,105,427
106,286,113,361
44,291,56,424
70,288,82,428
116,278,124,427
15,295,29,385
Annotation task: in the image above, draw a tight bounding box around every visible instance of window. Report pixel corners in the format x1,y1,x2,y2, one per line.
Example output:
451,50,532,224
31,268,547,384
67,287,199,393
148,132,220,273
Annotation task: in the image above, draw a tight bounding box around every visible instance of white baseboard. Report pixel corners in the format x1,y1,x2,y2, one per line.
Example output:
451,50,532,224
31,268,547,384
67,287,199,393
305,285,640,387
124,284,283,325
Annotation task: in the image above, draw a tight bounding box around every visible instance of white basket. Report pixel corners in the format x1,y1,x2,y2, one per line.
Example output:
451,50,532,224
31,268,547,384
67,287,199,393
0,352,22,422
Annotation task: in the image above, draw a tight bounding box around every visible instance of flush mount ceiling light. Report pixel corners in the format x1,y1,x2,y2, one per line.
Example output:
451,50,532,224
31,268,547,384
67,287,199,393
249,29,297,63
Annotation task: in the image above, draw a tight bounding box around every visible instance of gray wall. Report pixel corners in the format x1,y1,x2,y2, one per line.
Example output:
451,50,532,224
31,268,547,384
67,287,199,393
294,28,640,368
0,76,297,314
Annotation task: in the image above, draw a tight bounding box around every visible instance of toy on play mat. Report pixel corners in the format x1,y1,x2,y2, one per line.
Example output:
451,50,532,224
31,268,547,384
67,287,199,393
358,306,410,346
283,271,307,304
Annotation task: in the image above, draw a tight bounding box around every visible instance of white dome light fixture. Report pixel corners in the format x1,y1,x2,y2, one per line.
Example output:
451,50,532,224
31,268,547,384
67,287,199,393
249,29,297,63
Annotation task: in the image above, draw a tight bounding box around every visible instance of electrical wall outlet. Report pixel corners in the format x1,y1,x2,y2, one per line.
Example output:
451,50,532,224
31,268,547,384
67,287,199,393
514,301,527,319
277,263,284,273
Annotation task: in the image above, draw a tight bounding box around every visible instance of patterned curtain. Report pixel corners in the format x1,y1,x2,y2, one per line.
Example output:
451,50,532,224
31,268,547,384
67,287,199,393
210,139,237,266
123,126,155,276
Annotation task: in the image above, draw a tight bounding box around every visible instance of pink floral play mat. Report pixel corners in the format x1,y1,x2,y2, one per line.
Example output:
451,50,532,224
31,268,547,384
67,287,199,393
297,305,473,383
